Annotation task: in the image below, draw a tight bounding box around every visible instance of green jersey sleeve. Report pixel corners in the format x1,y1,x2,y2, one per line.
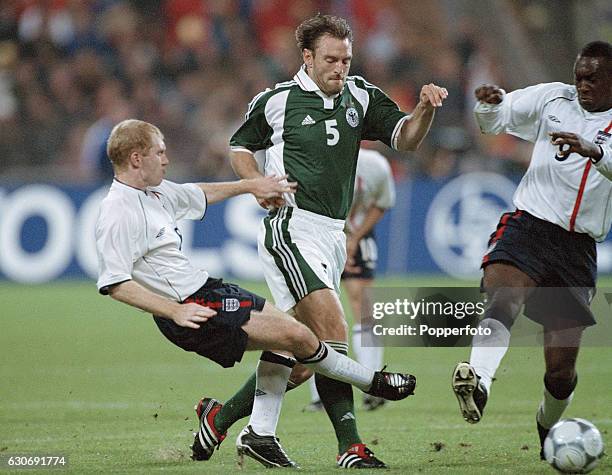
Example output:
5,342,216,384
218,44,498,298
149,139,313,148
360,80,408,149
230,90,274,152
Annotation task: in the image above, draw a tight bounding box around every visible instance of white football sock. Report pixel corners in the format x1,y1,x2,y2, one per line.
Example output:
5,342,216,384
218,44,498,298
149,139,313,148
537,386,574,429
469,318,511,394
308,376,320,403
352,324,383,370
248,354,293,436
299,342,374,391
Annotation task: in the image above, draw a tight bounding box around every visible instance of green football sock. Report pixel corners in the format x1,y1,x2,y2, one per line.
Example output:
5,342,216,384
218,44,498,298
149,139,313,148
315,341,361,454
213,373,256,433
316,373,361,453
213,371,301,434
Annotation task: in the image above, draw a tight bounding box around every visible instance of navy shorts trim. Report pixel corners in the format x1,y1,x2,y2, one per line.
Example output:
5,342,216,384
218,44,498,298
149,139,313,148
153,278,265,368
342,233,377,280
481,210,597,326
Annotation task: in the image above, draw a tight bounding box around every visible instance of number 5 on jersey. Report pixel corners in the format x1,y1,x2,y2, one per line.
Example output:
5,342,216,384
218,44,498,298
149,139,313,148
325,119,339,146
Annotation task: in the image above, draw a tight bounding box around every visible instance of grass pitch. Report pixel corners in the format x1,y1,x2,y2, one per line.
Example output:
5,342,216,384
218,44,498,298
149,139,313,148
1,278,611,474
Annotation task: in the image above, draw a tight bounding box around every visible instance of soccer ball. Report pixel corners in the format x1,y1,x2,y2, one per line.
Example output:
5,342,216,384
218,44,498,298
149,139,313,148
543,418,604,473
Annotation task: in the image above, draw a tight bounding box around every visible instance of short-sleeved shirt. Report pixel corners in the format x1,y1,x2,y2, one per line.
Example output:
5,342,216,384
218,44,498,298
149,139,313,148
474,82,612,241
95,179,208,301
230,66,408,220
347,149,396,233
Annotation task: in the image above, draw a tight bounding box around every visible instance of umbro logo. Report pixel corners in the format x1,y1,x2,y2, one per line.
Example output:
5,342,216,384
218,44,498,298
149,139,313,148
301,115,316,126
547,115,561,123
255,389,267,396
340,412,355,422
155,227,166,239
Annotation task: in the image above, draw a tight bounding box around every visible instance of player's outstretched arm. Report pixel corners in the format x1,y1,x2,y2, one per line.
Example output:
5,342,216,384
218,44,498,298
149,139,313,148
108,280,216,329
229,150,289,209
197,175,296,205
230,150,263,180
396,83,448,151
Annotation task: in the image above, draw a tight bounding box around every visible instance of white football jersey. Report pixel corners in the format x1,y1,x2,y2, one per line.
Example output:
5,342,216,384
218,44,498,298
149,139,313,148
347,149,396,233
475,82,612,241
96,179,208,301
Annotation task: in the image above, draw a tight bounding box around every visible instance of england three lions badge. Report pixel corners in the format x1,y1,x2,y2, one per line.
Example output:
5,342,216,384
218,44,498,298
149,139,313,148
594,130,610,145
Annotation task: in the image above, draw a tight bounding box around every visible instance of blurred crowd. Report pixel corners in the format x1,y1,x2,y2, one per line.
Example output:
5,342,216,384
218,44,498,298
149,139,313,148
0,0,531,184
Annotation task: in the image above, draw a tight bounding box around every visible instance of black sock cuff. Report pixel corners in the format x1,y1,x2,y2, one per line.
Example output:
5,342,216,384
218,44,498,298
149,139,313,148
544,373,577,400
325,340,348,355
296,341,329,364
260,351,296,368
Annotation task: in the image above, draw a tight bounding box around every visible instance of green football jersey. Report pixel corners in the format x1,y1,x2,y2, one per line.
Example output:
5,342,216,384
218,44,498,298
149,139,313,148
230,66,407,220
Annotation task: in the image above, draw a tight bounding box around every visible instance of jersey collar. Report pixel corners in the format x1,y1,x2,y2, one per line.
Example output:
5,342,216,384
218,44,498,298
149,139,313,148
112,178,146,194
582,107,612,119
294,64,342,109
294,65,320,92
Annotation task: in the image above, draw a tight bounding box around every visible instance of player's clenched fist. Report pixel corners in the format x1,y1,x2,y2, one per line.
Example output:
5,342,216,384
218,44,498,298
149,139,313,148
550,131,604,160
419,83,448,108
475,84,504,104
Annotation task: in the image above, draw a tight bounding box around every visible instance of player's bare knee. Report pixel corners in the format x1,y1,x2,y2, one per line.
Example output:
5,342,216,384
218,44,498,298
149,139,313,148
483,289,525,330
483,263,535,289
